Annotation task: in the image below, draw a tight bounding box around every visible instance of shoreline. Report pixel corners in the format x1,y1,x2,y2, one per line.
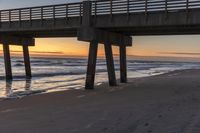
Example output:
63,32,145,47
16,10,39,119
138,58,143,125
0,68,196,100
0,69,200,132
0,57,199,99
0,69,178,100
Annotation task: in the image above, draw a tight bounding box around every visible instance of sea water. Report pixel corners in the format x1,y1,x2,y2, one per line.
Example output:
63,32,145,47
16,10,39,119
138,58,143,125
0,57,199,99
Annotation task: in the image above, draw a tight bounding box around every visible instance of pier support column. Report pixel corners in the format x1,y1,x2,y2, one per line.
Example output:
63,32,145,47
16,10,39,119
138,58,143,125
23,45,32,78
120,45,127,83
104,42,117,86
3,44,12,80
85,40,98,89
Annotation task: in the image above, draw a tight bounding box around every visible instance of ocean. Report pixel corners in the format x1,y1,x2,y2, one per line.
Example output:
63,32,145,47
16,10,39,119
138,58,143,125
0,56,199,99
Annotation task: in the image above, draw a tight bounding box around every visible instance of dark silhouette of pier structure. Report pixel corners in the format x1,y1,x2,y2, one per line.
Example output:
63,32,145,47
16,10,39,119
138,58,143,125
0,0,200,89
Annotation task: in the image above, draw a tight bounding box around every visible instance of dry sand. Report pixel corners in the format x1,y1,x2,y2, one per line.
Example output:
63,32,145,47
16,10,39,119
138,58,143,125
0,69,200,133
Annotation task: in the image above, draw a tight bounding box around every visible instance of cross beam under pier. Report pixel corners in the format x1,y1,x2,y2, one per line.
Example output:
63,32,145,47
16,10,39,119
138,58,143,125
78,28,132,47
0,36,35,46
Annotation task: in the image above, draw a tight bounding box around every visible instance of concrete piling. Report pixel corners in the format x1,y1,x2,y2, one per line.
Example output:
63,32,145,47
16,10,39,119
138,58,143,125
104,42,117,86
120,45,127,83
85,40,98,89
23,45,32,78
3,44,12,80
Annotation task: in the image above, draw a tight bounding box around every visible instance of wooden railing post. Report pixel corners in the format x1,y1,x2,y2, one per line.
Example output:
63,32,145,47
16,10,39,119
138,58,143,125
19,9,21,27
0,11,1,28
66,4,68,23
41,7,43,26
94,1,97,23
9,10,11,27
80,3,82,24
53,6,56,26
186,0,189,22
30,8,32,27
165,0,168,19
186,0,189,12
127,0,130,21
110,0,113,21
145,0,147,15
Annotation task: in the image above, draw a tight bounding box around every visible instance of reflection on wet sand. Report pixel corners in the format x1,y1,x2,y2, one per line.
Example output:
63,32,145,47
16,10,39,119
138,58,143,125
5,80,13,97
5,79,32,98
25,79,31,91
2,75,85,99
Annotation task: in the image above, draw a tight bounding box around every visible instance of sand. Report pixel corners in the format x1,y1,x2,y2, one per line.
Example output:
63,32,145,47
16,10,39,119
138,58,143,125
0,69,200,133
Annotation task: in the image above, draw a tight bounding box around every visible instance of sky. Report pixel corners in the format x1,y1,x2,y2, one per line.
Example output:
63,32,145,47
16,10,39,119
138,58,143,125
1,0,200,61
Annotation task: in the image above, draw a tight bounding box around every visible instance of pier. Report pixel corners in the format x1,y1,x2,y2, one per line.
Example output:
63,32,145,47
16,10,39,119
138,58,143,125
0,0,200,89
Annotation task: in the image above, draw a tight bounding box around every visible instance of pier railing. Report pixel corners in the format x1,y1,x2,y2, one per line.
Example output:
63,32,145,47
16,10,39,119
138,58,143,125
92,0,200,15
0,2,82,22
0,0,200,22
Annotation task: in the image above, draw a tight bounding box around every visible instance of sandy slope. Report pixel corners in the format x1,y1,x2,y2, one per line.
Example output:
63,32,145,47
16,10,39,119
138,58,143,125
0,69,200,133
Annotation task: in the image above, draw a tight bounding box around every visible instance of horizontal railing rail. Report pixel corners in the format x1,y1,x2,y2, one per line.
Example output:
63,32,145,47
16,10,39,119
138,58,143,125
0,0,200,23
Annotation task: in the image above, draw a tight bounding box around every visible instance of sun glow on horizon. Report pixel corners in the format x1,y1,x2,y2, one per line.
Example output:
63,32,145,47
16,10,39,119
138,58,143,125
0,35,199,61
0,38,121,58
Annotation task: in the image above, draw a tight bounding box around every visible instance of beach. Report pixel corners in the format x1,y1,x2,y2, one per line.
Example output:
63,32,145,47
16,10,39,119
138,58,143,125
0,0,200,133
0,69,200,133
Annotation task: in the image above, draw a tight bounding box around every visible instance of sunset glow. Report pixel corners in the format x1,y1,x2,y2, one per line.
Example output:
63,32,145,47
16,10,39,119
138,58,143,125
0,35,197,62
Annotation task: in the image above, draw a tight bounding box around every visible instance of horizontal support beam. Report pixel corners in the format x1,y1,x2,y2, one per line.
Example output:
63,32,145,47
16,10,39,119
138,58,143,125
77,27,132,46
0,36,35,46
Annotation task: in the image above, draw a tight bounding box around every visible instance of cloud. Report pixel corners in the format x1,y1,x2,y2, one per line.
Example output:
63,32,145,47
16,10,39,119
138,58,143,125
158,52,200,56
0,50,64,55
29,51,64,54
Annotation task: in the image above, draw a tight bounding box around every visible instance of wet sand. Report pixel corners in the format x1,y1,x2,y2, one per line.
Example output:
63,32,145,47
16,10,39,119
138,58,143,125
0,69,200,133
